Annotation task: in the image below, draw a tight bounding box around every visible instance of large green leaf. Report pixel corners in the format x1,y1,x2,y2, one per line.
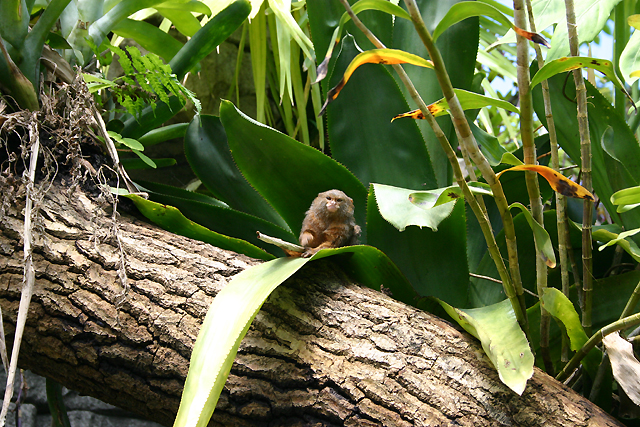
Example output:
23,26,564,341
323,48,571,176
531,65,640,233
174,242,418,427
437,298,534,395
184,115,288,229
125,194,275,260
112,19,183,62
325,37,436,191
169,0,251,80
433,1,513,41
173,257,308,427
219,100,368,239
373,183,456,232
540,288,601,378
392,0,479,188
121,95,185,139
367,186,470,307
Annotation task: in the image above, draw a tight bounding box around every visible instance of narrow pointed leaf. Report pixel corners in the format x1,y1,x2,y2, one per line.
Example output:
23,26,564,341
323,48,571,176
611,186,640,210
433,1,512,41
320,48,434,114
124,194,275,260
437,298,534,395
169,0,251,79
530,57,632,106
509,202,556,268
497,165,594,200
391,88,519,121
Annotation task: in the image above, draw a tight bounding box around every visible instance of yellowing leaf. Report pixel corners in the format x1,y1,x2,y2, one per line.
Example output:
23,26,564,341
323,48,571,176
496,165,594,200
320,49,434,115
391,89,519,121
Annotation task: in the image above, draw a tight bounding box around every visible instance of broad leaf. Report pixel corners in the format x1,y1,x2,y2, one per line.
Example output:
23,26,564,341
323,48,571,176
219,100,368,238
434,1,512,40
368,185,469,307
184,115,288,229
326,37,437,191
540,288,601,377
437,298,534,395
497,164,594,200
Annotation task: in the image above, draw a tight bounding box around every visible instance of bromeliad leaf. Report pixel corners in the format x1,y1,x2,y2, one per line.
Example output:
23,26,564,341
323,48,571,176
437,298,534,395
391,88,519,121
319,49,434,115
497,165,594,200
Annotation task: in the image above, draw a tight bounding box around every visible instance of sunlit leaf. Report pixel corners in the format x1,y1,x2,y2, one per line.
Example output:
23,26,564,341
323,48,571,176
373,183,456,232
597,227,640,261
540,288,601,378
509,203,556,268
409,182,493,208
391,88,519,121
320,49,434,115
437,298,534,395
530,56,632,105
433,1,548,47
611,185,640,212
497,165,594,200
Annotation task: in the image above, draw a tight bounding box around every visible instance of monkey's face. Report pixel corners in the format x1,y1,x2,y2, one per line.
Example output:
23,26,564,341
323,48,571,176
325,195,341,213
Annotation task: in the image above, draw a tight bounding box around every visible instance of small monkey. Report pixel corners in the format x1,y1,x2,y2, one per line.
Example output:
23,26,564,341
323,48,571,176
299,189,361,258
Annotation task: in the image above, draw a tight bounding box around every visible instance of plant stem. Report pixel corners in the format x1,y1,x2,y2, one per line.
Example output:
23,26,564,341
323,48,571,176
520,0,552,373
564,0,593,336
556,312,640,382
335,0,526,327
403,0,527,328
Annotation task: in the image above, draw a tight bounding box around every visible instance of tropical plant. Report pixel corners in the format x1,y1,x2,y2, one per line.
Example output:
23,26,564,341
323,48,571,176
117,0,640,425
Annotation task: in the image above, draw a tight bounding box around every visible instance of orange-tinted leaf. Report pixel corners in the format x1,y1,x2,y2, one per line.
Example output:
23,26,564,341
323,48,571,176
320,49,434,115
513,25,550,48
497,165,594,200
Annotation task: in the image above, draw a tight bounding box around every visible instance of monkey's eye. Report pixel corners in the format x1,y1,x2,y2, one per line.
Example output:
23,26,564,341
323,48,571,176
337,198,343,202
326,196,331,200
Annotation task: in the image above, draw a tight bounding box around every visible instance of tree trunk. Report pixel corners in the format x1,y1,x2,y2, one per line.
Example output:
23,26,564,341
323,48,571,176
0,184,623,427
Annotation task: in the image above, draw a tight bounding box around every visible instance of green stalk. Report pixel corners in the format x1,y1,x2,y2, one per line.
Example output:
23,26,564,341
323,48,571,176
336,0,526,329
403,0,527,328
613,2,628,117
620,277,640,319
290,41,310,145
267,12,295,136
564,0,593,336
556,312,640,382
226,21,247,106
520,0,552,373
250,4,268,123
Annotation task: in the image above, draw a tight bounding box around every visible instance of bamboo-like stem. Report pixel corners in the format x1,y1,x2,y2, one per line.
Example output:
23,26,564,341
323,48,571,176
620,277,640,319
403,0,527,328
520,0,552,373
564,0,593,336
556,312,640,382
613,2,628,117
335,0,527,327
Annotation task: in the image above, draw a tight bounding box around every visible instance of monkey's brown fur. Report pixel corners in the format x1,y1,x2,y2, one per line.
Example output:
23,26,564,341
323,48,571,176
299,189,361,258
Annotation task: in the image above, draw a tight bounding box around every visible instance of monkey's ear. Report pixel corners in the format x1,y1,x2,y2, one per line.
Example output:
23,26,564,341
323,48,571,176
348,196,353,203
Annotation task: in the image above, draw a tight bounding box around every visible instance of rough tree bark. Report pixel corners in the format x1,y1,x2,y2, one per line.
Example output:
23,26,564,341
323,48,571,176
0,185,623,427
